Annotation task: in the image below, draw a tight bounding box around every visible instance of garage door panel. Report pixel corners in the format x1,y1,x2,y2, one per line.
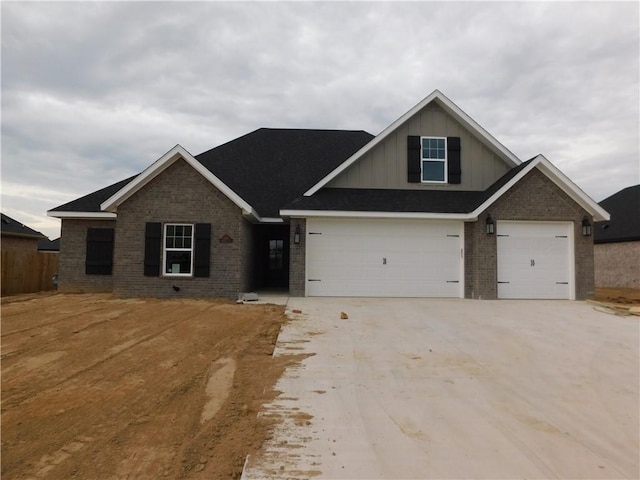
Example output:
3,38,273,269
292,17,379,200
497,222,572,300
306,218,463,297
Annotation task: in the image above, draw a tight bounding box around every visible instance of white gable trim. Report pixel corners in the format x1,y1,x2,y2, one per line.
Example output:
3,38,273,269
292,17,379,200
47,211,117,219
304,89,521,196
471,155,610,221
100,145,255,216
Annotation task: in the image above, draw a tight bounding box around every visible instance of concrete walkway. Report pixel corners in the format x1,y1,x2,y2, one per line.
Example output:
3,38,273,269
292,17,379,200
242,298,639,479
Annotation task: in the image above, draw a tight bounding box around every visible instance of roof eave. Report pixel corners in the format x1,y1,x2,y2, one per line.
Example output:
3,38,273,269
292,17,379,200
47,211,117,220
1,231,47,240
279,209,474,220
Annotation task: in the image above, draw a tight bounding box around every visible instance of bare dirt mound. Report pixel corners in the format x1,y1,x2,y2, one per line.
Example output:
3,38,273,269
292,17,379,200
1,293,301,479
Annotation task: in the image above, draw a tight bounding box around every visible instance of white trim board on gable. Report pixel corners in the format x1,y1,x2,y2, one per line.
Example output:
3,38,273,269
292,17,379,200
100,145,257,219
304,90,521,197
470,155,610,222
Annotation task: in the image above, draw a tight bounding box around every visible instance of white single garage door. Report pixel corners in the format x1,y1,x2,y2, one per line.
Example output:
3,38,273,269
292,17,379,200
497,221,574,299
305,218,463,297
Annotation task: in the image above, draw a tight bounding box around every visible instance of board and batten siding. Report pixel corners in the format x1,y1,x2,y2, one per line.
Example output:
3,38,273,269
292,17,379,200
327,103,510,191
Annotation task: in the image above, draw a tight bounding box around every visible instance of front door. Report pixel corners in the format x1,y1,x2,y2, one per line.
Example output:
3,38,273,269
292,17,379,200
264,230,289,288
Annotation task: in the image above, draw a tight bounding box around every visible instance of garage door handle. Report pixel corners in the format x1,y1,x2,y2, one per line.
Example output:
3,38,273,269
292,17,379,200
556,282,569,284
498,281,510,284
308,279,321,282
383,258,387,265
530,259,535,267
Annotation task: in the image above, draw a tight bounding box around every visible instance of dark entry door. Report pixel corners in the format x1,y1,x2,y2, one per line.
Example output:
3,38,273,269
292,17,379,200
265,237,289,288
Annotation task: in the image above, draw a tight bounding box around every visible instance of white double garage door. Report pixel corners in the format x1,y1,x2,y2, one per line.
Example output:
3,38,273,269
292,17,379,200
305,218,574,299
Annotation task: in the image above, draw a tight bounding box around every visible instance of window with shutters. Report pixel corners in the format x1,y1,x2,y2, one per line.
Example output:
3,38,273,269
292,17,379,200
163,224,194,276
421,137,447,183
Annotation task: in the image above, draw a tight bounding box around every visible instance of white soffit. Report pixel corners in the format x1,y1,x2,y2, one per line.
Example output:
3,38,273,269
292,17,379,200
47,211,117,219
304,89,521,196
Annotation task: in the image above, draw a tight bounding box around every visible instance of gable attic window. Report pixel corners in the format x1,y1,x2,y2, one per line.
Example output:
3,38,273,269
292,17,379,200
407,136,460,184
421,137,447,183
163,224,194,276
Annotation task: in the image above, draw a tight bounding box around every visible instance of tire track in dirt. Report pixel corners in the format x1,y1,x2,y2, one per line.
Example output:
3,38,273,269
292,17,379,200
2,302,216,408
1,301,118,337
2,295,293,480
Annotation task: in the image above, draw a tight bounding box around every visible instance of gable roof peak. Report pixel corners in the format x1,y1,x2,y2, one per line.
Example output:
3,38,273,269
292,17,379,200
304,90,521,196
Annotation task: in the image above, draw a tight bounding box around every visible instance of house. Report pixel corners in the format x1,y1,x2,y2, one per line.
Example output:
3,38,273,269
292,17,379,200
38,237,60,253
1,213,47,252
594,185,640,289
48,90,609,300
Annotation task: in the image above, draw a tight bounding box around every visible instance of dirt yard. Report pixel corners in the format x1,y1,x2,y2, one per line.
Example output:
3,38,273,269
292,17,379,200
594,287,640,305
1,293,299,479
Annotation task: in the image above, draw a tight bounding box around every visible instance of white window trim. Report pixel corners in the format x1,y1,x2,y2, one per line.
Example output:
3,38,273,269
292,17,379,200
163,223,194,277
421,136,448,184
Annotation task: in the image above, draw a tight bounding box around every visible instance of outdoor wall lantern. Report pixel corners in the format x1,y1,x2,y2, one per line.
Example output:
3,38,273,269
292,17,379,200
485,215,495,235
294,224,301,244
582,217,592,236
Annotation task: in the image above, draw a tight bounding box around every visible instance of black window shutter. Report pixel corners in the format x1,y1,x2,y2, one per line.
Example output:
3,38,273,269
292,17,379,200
407,136,422,183
85,228,114,275
447,137,462,184
144,222,162,277
194,223,211,278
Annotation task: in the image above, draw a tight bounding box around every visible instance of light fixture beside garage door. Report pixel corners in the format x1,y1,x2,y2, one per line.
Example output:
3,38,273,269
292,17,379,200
582,217,592,236
486,215,495,235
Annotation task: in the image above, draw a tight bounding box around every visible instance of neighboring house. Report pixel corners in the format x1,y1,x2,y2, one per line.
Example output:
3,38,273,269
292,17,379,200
48,90,609,300
1,213,46,252
594,185,640,289
38,237,61,253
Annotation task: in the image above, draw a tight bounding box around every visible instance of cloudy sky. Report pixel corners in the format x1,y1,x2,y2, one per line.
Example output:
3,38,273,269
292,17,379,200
2,1,638,240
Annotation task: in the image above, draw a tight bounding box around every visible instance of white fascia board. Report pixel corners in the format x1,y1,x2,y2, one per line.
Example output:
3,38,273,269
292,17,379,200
471,155,611,222
304,89,520,197
256,217,285,223
100,144,254,215
279,209,472,221
47,211,117,219
241,210,284,224
533,156,610,221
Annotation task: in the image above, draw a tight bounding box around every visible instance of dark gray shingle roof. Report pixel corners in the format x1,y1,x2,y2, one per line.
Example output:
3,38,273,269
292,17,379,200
196,128,374,218
1,213,46,239
50,129,374,217
594,185,640,244
282,159,535,214
38,237,60,251
49,175,137,213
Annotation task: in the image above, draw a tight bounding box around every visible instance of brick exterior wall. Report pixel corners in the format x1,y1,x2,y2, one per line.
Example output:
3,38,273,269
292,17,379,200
288,218,306,296
1,236,39,252
58,219,116,292
240,218,256,293
467,168,594,300
595,241,640,288
112,159,247,299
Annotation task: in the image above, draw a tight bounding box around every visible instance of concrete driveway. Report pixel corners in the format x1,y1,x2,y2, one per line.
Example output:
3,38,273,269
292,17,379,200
242,299,639,479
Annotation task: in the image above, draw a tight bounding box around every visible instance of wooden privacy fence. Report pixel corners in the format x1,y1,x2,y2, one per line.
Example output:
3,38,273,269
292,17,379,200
1,250,59,296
